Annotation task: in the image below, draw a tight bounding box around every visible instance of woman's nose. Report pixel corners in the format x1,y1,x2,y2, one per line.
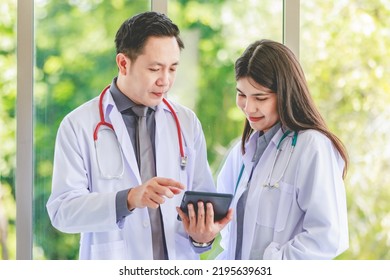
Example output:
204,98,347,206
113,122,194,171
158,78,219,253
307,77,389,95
244,98,257,113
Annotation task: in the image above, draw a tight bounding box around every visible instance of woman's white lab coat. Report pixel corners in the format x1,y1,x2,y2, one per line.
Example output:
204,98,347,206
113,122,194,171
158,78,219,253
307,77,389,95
217,128,349,259
46,88,215,259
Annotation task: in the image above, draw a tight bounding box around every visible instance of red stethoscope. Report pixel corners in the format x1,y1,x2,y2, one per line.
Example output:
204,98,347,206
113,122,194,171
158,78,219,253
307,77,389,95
93,85,187,176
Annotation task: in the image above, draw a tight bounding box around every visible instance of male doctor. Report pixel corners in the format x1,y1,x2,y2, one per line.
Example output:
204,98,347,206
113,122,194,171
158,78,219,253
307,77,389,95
47,11,232,260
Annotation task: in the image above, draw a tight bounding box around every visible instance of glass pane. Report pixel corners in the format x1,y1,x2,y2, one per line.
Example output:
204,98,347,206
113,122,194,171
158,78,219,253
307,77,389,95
34,0,151,259
0,0,17,260
168,0,283,177
168,0,283,259
300,1,390,259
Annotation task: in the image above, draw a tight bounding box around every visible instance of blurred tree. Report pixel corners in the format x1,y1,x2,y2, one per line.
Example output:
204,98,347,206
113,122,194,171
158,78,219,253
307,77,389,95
300,0,390,259
0,0,17,260
33,0,150,259
169,0,283,174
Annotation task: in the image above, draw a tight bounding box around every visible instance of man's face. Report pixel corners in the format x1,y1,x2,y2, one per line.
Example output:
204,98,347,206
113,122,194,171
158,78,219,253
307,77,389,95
117,36,181,107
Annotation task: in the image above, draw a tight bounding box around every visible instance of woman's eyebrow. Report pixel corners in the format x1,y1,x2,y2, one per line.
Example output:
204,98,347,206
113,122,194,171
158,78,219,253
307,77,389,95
236,87,271,96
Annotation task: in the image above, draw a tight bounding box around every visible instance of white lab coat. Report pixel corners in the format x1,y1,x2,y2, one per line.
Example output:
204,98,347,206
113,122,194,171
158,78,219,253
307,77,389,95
217,128,349,259
46,88,215,260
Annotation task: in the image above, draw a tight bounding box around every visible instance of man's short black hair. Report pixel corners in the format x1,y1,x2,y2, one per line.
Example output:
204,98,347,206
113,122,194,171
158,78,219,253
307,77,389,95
115,11,184,60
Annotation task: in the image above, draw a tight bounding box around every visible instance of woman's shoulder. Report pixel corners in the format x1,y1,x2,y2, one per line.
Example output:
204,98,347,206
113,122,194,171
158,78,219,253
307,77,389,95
296,129,338,156
298,129,331,144
220,138,243,166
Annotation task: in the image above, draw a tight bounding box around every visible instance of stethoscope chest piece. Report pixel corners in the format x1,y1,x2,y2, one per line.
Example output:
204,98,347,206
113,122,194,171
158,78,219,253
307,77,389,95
180,156,188,169
263,182,279,189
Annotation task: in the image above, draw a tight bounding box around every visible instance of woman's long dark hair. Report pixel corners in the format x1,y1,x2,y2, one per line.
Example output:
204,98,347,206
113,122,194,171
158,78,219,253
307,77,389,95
235,39,348,178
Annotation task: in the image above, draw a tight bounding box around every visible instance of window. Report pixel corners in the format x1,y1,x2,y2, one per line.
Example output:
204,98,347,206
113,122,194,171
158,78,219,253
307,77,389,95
300,1,390,260
168,0,283,172
10,0,294,259
33,0,151,260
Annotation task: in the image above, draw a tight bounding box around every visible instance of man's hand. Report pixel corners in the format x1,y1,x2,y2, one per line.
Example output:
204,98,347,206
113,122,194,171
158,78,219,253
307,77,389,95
177,201,233,244
127,177,185,210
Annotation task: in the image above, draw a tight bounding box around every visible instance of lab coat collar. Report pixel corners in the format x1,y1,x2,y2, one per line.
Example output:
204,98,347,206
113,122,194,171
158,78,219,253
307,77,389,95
110,78,157,114
160,97,179,113
102,88,142,184
243,122,282,166
269,125,295,148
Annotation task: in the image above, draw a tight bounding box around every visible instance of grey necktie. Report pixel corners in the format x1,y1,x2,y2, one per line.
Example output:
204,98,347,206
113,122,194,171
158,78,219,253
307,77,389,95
132,105,167,260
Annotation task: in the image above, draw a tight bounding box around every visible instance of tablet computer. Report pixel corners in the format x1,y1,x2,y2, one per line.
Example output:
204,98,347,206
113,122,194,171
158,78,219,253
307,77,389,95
177,190,233,222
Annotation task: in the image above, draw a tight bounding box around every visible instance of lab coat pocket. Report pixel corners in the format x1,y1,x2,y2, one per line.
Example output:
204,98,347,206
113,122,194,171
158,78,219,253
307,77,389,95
257,181,294,232
90,239,126,260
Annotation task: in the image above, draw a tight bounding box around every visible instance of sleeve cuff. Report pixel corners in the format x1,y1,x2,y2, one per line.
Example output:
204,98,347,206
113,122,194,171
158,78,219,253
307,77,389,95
189,236,214,253
115,188,133,223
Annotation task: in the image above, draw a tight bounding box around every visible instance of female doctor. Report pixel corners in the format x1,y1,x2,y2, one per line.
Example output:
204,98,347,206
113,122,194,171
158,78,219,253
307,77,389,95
217,39,349,260
46,12,231,260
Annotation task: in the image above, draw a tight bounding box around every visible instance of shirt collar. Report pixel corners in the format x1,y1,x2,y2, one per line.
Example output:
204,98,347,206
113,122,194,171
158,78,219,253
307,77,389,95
109,77,156,114
262,122,281,145
251,122,281,163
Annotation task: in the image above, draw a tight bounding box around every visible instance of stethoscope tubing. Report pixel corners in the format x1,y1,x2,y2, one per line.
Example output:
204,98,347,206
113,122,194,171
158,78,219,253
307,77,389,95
235,130,298,194
94,85,186,167
162,98,186,162
94,85,113,141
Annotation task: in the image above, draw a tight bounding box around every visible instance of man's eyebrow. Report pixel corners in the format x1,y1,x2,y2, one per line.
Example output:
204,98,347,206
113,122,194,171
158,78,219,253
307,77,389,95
149,61,180,67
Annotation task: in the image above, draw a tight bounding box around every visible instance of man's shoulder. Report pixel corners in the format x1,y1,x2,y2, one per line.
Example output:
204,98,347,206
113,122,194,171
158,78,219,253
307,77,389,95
164,98,194,112
162,98,198,120
65,97,99,119
59,97,99,130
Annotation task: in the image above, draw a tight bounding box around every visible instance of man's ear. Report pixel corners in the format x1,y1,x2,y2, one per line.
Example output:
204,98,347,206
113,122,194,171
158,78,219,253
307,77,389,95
116,53,130,75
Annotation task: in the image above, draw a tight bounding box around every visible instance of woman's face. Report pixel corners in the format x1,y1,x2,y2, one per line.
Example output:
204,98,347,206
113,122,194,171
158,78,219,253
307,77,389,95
236,77,279,132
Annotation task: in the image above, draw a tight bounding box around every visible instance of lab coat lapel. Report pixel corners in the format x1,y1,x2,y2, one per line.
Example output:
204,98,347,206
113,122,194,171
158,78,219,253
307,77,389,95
155,101,180,180
241,128,284,259
103,90,141,184
155,101,181,259
232,132,255,259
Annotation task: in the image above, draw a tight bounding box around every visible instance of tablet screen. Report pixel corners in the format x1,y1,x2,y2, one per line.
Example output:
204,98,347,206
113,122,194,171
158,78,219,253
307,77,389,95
177,190,233,222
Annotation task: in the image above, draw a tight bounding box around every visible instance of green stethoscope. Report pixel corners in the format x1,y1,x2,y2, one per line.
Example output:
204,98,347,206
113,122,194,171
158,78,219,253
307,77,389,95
235,130,299,194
